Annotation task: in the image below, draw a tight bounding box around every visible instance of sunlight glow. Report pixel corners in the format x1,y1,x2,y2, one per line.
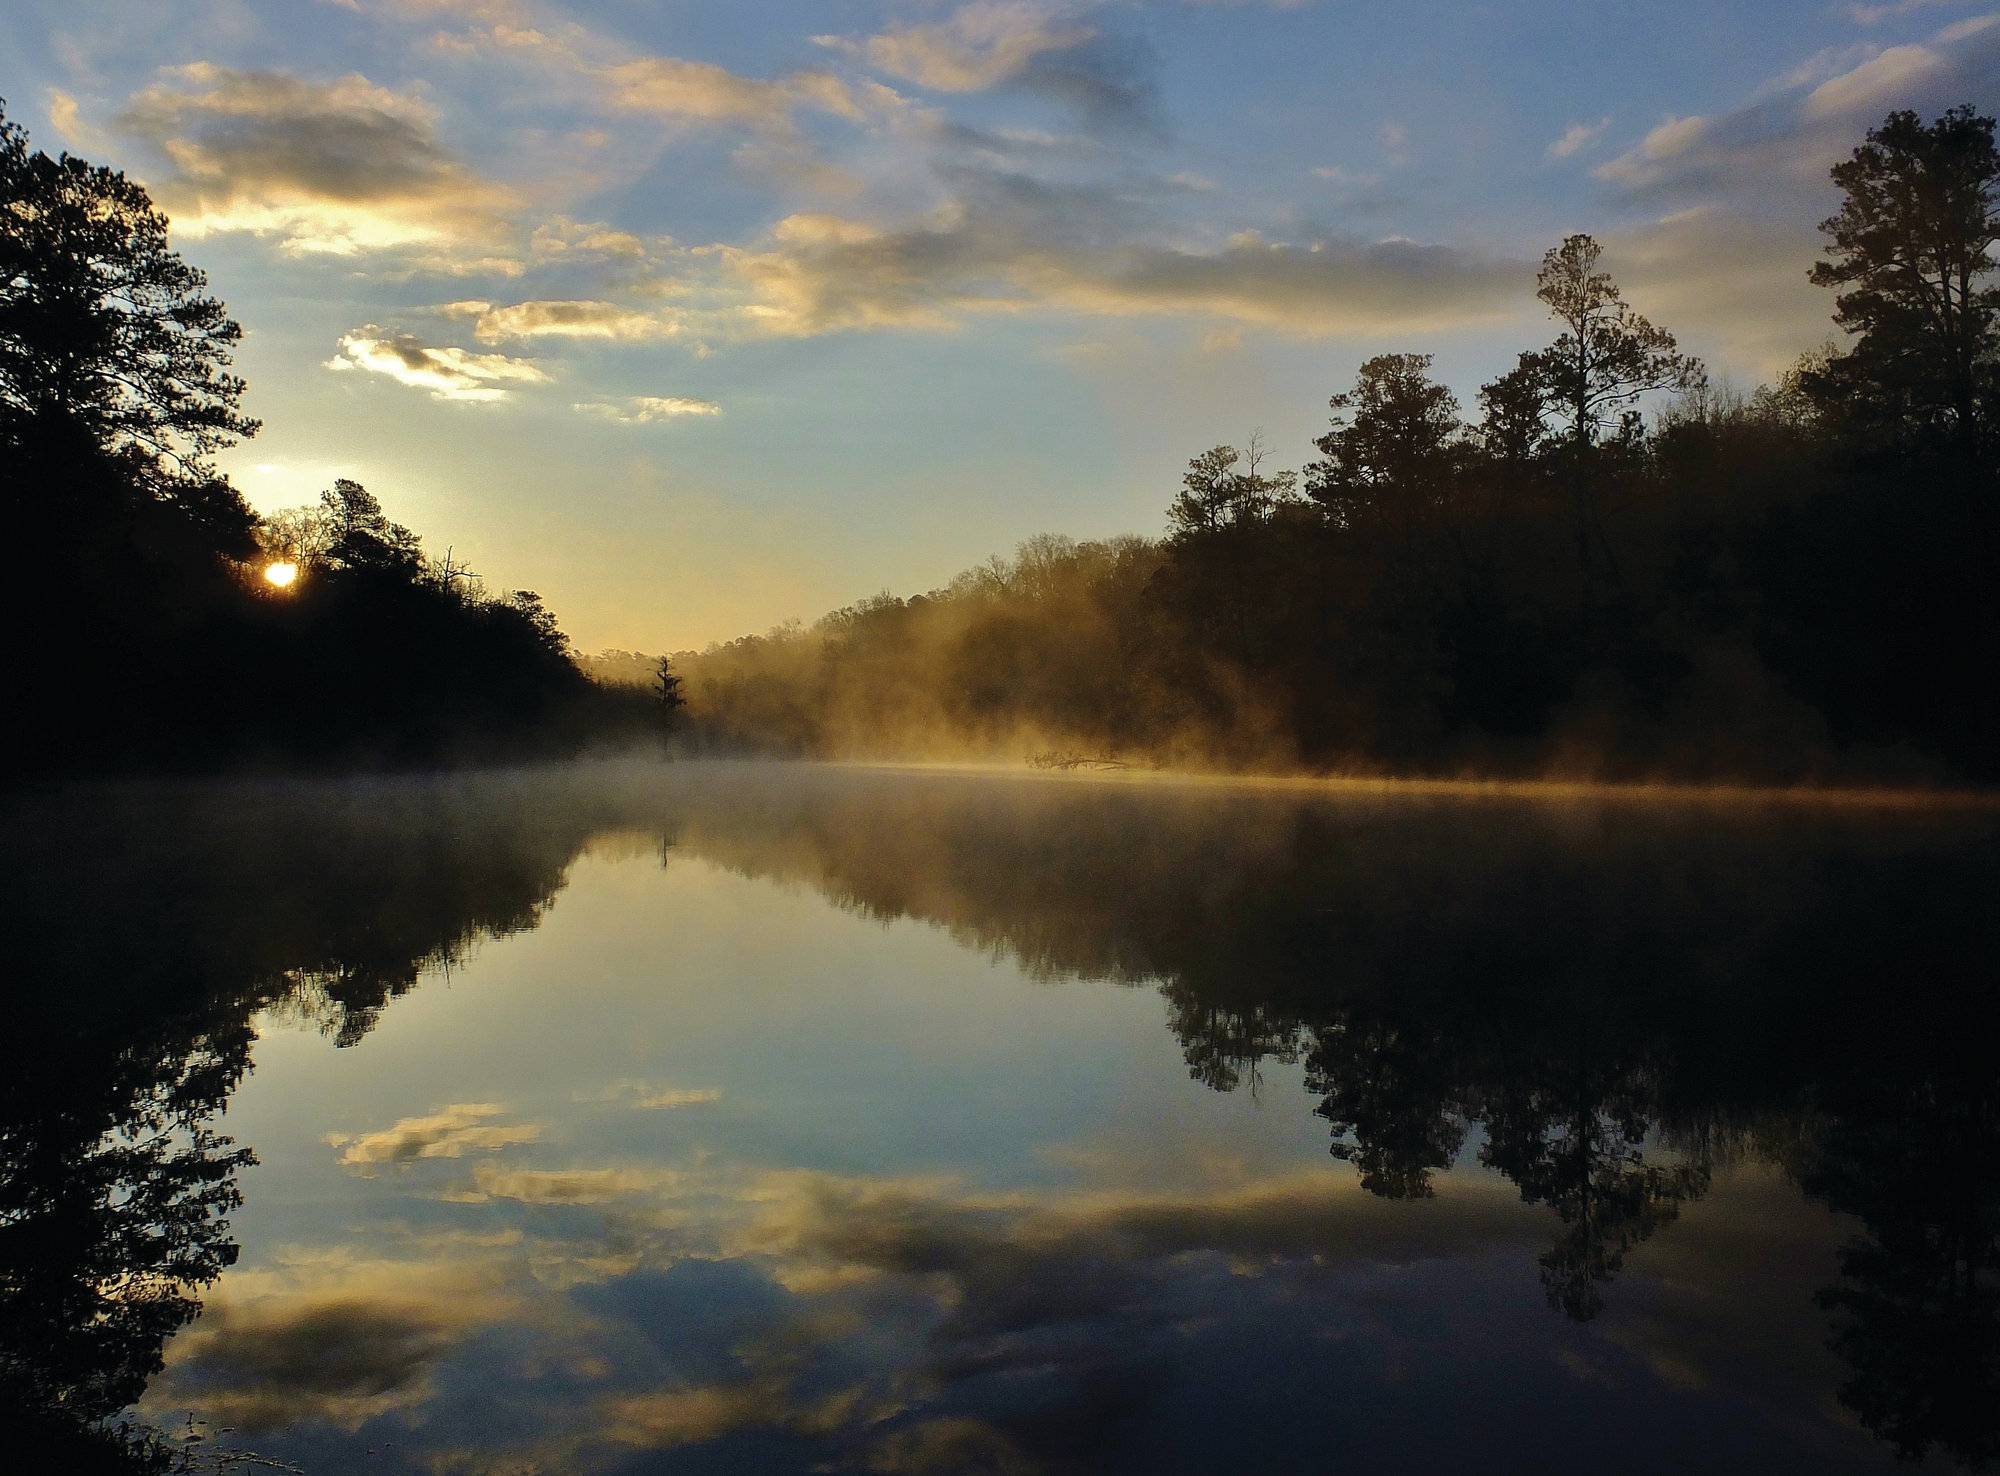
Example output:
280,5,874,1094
263,562,298,588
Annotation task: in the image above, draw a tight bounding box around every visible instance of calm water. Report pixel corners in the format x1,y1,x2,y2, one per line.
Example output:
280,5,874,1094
7,762,2000,1474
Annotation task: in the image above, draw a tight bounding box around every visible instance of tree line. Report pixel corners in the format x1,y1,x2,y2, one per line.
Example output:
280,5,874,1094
676,106,2000,781
0,101,654,778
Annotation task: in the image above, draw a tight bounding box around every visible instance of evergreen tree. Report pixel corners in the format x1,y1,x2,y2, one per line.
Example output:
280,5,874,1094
0,98,258,546
1524,234,1703,449
1805,105,2000,455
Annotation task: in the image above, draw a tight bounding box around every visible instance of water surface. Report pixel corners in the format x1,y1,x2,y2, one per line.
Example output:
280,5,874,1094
6,762,1998,1473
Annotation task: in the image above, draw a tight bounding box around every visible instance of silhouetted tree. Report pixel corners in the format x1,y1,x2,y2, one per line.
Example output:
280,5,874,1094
1804,105,2000,457
1523,234,1704,450
1166,435,1298,537
0,98,258,535
1765,106,2000,763
1307,353,1464,532
1477,353,1552,466
656,654,687,723
319,479,425,576
1306,351,1476,708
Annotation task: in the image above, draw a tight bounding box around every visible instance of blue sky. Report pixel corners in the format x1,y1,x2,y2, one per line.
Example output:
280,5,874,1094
6,0,1999,649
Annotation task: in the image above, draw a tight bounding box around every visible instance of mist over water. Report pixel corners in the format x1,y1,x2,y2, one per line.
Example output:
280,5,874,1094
6,759,1998,1473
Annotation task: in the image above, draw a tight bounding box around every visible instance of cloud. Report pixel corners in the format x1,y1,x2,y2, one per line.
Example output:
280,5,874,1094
325,1102,542,1164
1799,37,1961,119
327,329,554,402
1547,117,1611,159
46,90,92,148
1603,208,1831,376
572,1080,727,1106
741,1166,1545,1289
572,1163,1553,1457
601,55,863,133
1593,15,2000,201
632,1085,724,1107
821,2,1156,130
864,1418,1036,1476
573,397,723,422
683,195,1527,338
144,1243,520,1434
828,3,1096,92
157,1297,460,1432
596,1379,839,1449
531,215,652,262
116,65,518,264
1848,0,1970,24
454,1162,681,1204
441,298,681,342
400,8,881,139
145,1152,1552,1468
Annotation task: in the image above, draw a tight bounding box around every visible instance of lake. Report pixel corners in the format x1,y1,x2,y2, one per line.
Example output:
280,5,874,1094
6,761,1998,1474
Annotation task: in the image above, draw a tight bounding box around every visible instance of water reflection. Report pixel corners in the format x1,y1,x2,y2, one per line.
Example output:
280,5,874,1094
4,764,1998,1470
1,774,604,1466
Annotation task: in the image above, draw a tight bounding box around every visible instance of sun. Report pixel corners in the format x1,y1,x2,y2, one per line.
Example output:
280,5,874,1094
263,561,298,588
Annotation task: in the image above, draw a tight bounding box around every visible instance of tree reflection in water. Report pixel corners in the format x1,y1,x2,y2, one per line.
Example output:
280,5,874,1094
0,1026,253,1469
2,764,1998,1469
0,773,612,1466
668,769,2000,1461
1809,1082,2000,1468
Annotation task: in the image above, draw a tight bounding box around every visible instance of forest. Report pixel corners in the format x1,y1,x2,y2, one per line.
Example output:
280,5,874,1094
670,107,2000,783
7,99,2000,781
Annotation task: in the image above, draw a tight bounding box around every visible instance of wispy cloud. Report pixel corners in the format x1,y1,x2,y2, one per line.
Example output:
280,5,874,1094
530,215,652,263
144,1152,1549,1466
816,2,1158,131
1848,0,1970,25
664,190,1527,339
1547,117,1610,159
574,397,723,422
1576,13,2000,376
823,2,1095,92
452,1161,682,1203
441,298,681,343
632,1085,724,1106
600,55,866,133
1593,13,2000,198
327,332,553,400
325,1103,542,1166
1603,208,1830,376
372,2,891,139
45,89,93,147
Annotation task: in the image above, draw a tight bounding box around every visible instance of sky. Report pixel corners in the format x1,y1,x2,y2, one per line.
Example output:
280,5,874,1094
6,0,2000,651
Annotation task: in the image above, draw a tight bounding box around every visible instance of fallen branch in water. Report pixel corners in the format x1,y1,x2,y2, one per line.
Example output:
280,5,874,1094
1026,751,1131,771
